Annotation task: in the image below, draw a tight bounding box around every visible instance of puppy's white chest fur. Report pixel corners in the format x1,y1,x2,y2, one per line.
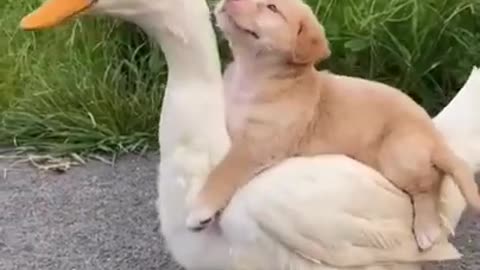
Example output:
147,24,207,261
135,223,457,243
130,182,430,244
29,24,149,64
224,67,259,136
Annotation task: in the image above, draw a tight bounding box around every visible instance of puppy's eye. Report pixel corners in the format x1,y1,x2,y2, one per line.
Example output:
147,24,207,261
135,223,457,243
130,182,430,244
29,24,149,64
267,4,278,13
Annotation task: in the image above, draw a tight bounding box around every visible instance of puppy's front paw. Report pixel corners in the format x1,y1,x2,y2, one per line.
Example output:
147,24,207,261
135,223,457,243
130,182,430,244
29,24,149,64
186,202,221,232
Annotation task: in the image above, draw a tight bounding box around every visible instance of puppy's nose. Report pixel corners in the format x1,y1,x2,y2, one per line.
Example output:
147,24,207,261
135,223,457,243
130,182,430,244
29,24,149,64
226,0,247,5
225,0,254,13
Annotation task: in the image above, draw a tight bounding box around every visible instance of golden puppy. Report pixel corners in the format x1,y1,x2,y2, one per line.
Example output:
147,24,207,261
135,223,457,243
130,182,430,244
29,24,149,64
186,0,480,250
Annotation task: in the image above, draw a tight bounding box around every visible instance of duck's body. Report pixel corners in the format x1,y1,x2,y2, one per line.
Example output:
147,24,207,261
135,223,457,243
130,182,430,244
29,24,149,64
20,0,480,269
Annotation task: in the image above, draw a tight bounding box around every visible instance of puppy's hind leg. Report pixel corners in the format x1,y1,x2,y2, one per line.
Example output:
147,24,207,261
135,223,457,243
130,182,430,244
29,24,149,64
411,191,442,251
378,134,443,251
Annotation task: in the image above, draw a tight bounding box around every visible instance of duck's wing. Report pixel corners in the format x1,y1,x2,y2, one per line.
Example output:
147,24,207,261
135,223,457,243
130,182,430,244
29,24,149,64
237,155,461,268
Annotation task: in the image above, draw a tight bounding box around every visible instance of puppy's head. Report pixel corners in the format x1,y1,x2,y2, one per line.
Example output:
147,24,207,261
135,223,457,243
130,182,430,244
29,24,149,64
215,0,330,65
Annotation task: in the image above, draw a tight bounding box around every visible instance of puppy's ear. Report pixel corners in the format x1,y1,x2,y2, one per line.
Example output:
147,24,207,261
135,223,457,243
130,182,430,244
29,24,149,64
291,16,330,65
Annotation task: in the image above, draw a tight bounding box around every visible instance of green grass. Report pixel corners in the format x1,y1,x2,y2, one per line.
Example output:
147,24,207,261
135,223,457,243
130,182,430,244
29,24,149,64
312,0,480,111
1,0,479,156
0,0,165,155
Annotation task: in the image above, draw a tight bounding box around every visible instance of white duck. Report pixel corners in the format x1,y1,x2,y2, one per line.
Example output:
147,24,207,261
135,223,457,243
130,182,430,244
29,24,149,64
20,0,480,269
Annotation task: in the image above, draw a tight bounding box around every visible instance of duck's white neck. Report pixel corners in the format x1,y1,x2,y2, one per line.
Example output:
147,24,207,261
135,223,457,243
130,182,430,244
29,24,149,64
118,0,229,160
128,0,223,88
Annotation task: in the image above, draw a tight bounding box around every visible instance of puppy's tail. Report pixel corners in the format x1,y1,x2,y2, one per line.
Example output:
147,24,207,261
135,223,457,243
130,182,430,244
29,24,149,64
432,142,480,211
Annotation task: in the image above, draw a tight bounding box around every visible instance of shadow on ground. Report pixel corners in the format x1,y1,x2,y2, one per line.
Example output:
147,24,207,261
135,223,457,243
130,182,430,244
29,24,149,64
0,154,478,269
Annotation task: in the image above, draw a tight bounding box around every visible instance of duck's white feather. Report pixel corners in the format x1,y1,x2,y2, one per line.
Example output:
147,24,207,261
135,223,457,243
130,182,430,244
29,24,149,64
87,0,480,267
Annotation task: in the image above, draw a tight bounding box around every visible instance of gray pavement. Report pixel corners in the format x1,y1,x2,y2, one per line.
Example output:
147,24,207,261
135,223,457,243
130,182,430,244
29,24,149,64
0,153,478,270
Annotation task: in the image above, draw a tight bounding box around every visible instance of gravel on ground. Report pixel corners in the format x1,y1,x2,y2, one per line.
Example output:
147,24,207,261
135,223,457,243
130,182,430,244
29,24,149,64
0,154,478,270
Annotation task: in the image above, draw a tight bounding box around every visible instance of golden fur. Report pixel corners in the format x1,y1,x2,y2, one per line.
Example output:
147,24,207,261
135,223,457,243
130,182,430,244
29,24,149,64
190,0,480,250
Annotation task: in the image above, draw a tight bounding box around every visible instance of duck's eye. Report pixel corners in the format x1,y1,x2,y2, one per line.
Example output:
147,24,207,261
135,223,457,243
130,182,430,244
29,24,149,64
267,4,278,13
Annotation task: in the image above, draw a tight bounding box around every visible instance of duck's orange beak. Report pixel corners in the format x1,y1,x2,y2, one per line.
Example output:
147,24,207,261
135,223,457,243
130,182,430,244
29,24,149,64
20,0,95,30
